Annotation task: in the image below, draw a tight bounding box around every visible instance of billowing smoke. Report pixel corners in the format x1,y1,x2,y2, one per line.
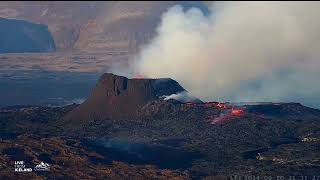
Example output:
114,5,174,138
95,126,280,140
130,2,320,108
161,91,200,103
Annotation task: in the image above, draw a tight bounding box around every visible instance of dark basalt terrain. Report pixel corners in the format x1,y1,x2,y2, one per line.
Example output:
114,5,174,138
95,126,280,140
0,73,320,179
0,18,55,53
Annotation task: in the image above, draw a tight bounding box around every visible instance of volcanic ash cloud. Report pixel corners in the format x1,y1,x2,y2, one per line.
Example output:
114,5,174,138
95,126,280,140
131,2,320,108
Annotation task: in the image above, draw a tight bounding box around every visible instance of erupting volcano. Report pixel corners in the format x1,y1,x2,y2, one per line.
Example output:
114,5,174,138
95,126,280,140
2,72,319,179
64,73,200,122
63,73,320,128
1,1,320,179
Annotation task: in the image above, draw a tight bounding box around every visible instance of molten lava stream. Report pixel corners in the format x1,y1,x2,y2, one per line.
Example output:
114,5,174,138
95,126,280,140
231,108,245,116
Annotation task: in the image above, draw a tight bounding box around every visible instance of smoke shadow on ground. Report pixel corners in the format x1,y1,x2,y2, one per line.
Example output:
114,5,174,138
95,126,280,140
81,138,205,170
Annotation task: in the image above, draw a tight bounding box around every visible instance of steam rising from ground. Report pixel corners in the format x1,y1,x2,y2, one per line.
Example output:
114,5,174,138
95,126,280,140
130,2,320,108
161,91,200,103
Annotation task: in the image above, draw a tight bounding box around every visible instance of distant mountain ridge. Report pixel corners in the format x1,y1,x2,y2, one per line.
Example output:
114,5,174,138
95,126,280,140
0,17,55,53
0,1,209,52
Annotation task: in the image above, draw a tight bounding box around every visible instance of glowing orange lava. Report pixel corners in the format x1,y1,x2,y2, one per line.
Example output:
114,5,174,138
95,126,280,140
231,109,245,116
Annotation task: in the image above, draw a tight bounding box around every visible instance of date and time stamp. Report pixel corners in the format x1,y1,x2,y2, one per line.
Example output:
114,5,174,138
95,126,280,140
230,175,320,180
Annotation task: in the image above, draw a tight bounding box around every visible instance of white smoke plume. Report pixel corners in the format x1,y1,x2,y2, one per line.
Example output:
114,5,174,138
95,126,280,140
130,1,320,108
161,91,200,103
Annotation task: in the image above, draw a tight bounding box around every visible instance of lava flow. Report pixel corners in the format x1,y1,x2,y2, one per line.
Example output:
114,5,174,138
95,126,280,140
231,108,245,116
202,102,247,125
183,101,246,121
186,102,229,109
